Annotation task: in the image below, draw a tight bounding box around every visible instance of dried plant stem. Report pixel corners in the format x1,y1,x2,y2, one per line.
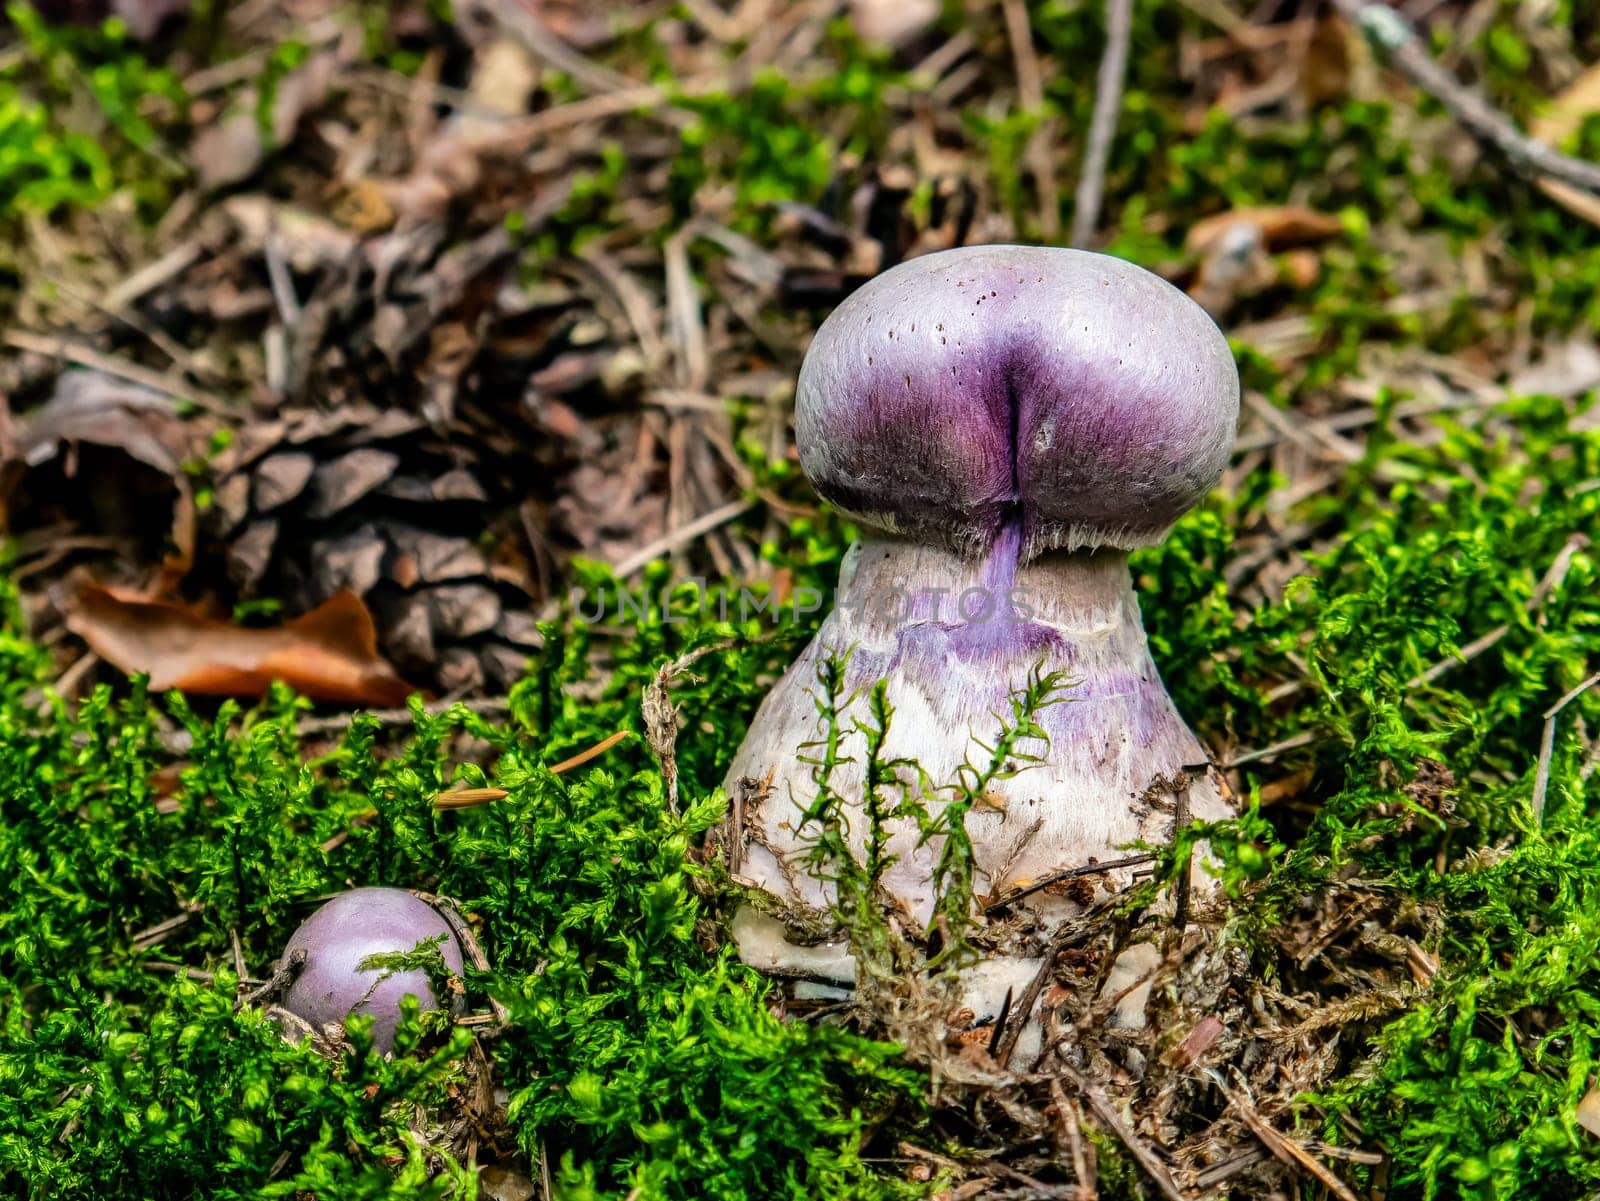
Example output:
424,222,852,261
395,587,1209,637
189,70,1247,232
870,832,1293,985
1070,0,1133,247
1171,776,1191,932
1408,534,1588,689
1205,1067,1362,1201
296,695,515,738
1531,670,1600,823
982,853,1154,913
611,497,755,579
1224,728,1317,768
999,0,1060,237
435,730,632,811
3,330,226,415
1056,1064,1186,1201
1330,0,1600,195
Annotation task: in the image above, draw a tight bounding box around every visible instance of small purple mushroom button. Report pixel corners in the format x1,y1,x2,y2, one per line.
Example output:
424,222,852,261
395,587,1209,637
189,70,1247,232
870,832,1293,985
280,887,466,1053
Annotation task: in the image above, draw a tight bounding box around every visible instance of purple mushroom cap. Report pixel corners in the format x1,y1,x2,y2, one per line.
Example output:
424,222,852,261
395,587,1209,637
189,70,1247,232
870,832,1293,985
795,245,1239,559
281,887,465,1052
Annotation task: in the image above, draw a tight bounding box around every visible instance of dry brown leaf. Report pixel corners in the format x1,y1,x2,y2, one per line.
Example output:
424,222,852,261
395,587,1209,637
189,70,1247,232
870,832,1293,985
1258,767,1315,806
5,371,196,581
1186,205,1345,255
191,53,339,191
1529,64,1600,228
1186,206,1344,317
1578,1084,1600,1137
68,584,419,706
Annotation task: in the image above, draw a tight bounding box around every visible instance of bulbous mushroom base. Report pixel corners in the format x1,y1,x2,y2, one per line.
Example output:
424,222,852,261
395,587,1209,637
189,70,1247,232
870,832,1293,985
723,535,1229,1034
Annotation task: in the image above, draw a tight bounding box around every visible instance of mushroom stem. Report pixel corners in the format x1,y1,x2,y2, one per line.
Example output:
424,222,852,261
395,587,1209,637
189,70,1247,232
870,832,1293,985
726,245,1239,1031
728,526,1225,961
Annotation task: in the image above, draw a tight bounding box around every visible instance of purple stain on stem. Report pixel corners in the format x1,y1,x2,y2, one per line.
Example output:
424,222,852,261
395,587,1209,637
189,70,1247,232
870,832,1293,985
726,245,1240,1022
797,245,1238,558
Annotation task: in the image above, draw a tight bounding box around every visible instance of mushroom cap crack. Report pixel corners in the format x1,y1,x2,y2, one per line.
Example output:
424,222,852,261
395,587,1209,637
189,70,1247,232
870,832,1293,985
796,244,1239,558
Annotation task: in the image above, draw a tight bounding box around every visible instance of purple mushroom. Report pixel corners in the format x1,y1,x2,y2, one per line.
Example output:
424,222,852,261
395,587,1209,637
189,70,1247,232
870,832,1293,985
725,245,1239,1025
280,887,465,1053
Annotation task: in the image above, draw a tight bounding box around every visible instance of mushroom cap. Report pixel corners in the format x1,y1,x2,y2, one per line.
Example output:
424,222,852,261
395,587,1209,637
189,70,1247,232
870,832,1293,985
795,245,1239,558
281,887,465,1052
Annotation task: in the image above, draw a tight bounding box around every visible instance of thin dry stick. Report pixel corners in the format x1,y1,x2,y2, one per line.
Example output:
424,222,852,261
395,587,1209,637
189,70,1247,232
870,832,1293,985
296,695,515,738
1070,0,1133,247
1048,1079,1097,1201
235,948,305,1010
1408,534,1588,688
1232,389,1498,453
1192,1150,1270,1191
1205,1068,1363,1201
1056,1064,1186,1201
999,0,1059,238
436,731,632,810
1171,776,1191,932
489,0,641,98
1531,670,1600,823
981,853,1154,913
1306,1141,1387,1166
3,330,229,415
897,1142,1070,1199
61,280,221,387
103,240,204,311
993,959,1048,1068
1329,0,1600,195
611,497,755,578
1224,728,1318,769
130,910,195,952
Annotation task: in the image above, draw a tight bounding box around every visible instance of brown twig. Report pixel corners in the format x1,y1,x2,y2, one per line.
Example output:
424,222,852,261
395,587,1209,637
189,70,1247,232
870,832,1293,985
1070,0,1133,246
999,0,1059,237
436,731,632,810
230,926,248,984
1205,1067,1363,1201
1171,776,1191,933
1223,728,1318,769
994,946,1059,1068
2,330,230,416
129,907,200,952
489,0,652,101
1056,1064,1186,1201
103,240,204,311
425,891,511,1027
611,498,756,579
1048,1078,1097,1200
897,1142,1073,1199
1408,534,1587,689
295,696,515,738
1329,0,1600,196
235,947,305,1010
982,853,1155,913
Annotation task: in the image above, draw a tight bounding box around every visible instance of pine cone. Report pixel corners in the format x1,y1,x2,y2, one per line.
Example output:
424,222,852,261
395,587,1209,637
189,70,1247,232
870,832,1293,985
204,404,531,693
198,204,681,696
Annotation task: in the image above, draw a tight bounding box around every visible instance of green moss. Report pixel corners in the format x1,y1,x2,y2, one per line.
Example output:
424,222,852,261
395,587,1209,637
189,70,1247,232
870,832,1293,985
0,581,931,1198
4,2,1600,1196
0,4,186,217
